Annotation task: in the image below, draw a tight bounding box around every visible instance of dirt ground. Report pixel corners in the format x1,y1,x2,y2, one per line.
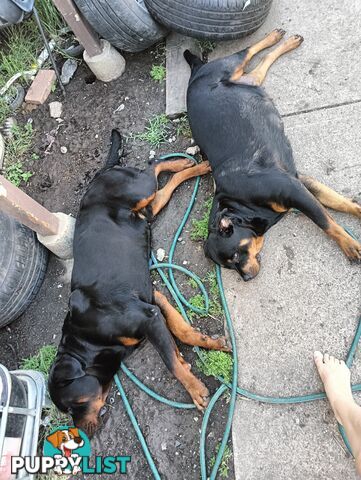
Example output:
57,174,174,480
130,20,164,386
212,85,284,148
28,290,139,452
0,46,234,479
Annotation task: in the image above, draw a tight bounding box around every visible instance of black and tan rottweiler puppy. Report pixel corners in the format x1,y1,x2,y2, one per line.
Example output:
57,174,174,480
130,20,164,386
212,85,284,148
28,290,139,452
185,29,361,280
48,130,230,436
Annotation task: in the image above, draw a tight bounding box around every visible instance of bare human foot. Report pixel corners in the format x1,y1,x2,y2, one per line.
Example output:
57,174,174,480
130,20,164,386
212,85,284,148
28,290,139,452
314,351,354,424
314,351,361,474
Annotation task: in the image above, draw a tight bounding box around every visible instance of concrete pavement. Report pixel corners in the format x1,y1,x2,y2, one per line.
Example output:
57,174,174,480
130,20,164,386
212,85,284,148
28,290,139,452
210,1,361,478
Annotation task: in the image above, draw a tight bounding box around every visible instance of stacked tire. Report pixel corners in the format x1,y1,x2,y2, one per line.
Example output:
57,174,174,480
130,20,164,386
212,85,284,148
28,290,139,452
0,212,48,328
74,0,167,52
144,0,273,40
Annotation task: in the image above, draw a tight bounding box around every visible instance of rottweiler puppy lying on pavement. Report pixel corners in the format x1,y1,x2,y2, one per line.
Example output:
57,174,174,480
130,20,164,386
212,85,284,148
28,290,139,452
49,130,231,436
185,29,361,281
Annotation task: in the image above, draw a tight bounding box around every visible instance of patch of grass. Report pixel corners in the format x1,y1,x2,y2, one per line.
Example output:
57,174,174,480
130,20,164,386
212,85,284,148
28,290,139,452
187,293,206,320
150,64,166,82
135,113,170,147
210,443,233,478
176,115,192,138
5,162,33,186
0,22,40,89
20,344,57,377
190,197,213,241
196,350,233,384
35,0,65,38
188,278,198,289
0,2,64,94
20,345,71,445
4,122,35,186
0,97,11,126
197,39,217,55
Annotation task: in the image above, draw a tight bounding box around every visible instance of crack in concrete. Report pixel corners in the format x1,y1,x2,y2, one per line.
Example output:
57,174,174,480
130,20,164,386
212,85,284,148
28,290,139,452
281,98,361,118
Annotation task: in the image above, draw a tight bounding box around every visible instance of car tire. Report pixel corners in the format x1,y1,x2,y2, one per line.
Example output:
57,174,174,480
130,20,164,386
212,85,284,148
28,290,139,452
0,212,48,328
144,0,273,40
74,0,167,53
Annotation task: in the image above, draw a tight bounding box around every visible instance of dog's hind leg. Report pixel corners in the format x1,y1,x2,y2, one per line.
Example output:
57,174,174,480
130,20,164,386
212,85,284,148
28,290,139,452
154,291,231,351
154,157,195,177
230,28,286,81
145,307,210,410
284,180,361,261
299,174,361,218
234,34,303,86
152,161,211,215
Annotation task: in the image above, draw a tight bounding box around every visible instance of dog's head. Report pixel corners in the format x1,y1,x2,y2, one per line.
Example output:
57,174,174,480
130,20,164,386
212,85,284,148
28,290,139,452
205,209,264,281
48,353,110,437
46,427,84,452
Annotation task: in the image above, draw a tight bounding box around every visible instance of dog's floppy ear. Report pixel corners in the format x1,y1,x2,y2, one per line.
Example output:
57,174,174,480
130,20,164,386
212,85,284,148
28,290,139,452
69,427,80,437
46,430,62,448
50,354,85,386
219,216,234,237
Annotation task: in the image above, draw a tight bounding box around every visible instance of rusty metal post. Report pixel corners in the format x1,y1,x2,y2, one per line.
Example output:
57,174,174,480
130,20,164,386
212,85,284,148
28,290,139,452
52,0,103,57
0,175,59,236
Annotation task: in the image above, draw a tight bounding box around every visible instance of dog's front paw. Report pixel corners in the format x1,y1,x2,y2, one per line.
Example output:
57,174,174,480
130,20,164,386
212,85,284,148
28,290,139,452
188,378,210,411
341,236,361,262
195,161,211,176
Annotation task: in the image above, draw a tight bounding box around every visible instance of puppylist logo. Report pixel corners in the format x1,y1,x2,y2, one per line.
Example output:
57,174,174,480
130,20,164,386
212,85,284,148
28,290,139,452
11,426,131,476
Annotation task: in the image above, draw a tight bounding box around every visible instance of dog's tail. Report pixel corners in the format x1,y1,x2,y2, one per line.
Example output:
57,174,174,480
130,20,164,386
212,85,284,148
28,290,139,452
105,129,123,168
184,50,204,75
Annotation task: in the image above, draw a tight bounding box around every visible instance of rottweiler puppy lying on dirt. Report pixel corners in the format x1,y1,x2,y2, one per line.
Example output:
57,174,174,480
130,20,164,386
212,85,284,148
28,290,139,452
185,29,361,281
49,130,231,435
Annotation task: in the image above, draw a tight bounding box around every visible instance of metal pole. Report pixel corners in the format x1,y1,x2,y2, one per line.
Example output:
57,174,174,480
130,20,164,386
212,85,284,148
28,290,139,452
32,7,66,96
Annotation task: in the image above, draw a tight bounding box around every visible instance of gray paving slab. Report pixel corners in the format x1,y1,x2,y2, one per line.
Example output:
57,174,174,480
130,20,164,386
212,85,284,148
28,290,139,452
166,33,201,118
225,102,361,479
209,0,361,116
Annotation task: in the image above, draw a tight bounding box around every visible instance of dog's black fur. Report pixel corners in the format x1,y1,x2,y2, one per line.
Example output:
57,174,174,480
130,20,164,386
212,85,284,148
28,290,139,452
48,131,227,434
184,45,361,280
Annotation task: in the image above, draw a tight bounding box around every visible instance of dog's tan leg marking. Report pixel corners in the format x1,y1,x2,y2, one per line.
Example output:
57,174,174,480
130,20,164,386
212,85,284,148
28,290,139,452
154,291,231,351
154,158,195,177
300,174,361,218
171,351,210,410
326,218,361,260
238,34,304,86
269,202,289,213
118,336,142,346
152,161,211,215
132,192,156,212
230,28,286,81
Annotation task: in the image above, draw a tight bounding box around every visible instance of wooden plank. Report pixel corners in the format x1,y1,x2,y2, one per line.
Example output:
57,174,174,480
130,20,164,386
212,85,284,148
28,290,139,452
166,33,201,118
53,0,102,57
0,175,59,236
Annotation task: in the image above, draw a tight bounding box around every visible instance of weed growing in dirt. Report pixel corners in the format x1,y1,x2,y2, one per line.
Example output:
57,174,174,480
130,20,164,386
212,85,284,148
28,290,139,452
20,345,71,444
4,122,34,186
135,113,170,147
176,115,192,138
150,64,166,82
190,197,212,241
0,2,64,92
196,350,233,384
187,293,206,320
0,97,11,126
35,0,65,38
6,162,33,186
210,443,233,478
20,344,57,376
197,39,217,56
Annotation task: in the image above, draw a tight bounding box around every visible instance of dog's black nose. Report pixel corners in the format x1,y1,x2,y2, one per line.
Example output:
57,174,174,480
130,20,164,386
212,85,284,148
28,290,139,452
242,273,253,281
75,436,83,444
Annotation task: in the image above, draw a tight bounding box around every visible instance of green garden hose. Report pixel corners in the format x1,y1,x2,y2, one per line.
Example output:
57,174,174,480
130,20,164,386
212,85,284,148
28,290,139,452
114,152,360,478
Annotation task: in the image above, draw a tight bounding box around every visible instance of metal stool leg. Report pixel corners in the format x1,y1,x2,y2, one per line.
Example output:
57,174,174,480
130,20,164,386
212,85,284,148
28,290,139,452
32,7,66,96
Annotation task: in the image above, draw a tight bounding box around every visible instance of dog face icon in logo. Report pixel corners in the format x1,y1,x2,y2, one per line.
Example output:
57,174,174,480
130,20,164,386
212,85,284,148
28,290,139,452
44,426,90,475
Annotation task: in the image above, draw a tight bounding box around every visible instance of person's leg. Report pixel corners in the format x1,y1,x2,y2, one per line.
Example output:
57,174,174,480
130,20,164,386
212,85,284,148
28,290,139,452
314,351,361,473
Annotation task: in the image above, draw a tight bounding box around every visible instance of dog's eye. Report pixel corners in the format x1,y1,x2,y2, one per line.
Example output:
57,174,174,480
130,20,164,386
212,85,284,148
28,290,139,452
232,252,239,263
